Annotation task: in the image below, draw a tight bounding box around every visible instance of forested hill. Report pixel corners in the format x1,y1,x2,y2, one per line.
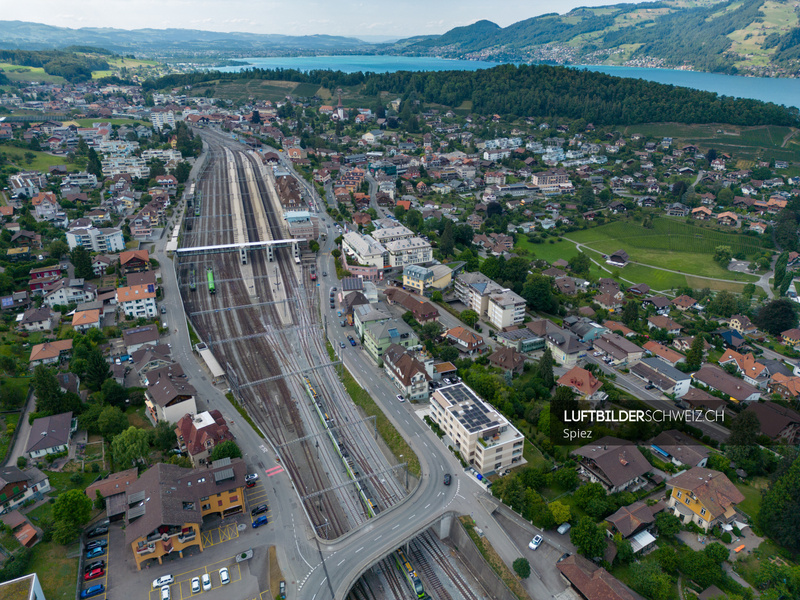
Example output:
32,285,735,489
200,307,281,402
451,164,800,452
146,64,800,127
389,0,800,76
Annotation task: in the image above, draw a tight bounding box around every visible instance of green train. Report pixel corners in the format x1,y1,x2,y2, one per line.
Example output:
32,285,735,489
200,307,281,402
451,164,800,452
189,268,196,291
395,548,425,598
207,268,215,294
194,190,202,217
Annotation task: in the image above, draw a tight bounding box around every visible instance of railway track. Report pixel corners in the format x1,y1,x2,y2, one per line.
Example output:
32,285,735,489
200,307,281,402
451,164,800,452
409,540,453,600
419,532,479,600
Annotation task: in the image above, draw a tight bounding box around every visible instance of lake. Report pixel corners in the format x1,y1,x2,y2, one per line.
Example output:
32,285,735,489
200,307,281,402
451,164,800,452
220,55,800,109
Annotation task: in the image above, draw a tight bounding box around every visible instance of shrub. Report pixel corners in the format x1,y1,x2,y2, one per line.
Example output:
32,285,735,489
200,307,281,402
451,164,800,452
721,532,732,543
16,456,27,469
513,557,531,579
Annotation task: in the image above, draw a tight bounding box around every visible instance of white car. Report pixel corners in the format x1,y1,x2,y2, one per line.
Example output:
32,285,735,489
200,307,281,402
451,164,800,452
244,473,259,483
396,394,405,402
593,351,603,357
219,568,230,585
153,575,174,589
191,578,201,594
161,586,171,600
528,534,543,550
201,573,211,591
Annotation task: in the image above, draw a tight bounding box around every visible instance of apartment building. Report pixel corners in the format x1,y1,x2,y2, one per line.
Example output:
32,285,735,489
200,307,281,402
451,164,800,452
666,467,744,531
429,382,524,475
66,226,125,253
371,225,415,245
385,237,432,268
342,232,388,269
117,283,157,318
455,272,524,328
487,289,526,329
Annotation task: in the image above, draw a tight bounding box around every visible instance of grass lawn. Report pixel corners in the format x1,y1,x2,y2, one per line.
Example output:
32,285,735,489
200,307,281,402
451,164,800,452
0,63,65,84
68,118,150,128
127,405,153,429
735,538,795,588
521,438,547,469
0,144,76,172
0,412,21,462
27,539,81,600
734,477,768,520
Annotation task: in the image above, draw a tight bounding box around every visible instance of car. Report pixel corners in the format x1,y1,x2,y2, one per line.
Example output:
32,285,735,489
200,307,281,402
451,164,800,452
202,573,211,591
337,310,342,317
332,287,337,291
645,383,656,390
84,561,105,574
219,568,230,585
152,575,175,589
246,480,257,488
85,546,106,559
557,522,572,535
593,351,603,357
252,515,269,528
161,306,167,314
251,504,268,516
396,394,405,402
245,473,259,483
81,584,105,599
557,552,572,563
322,272,327,277
191,577,201,594
279,581,286,599
161,585,171,600
444,473,451,486
349,337,356,346
84,568,104,581
528,535,543,550
85,539,108,551
340,341,346,348
86,525,108,538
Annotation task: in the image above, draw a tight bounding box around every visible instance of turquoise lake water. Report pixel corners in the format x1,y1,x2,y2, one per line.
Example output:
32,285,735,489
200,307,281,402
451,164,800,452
219,55,800,109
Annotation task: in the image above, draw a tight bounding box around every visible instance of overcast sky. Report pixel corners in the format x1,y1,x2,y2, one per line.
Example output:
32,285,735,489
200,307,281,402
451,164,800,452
9,0,659,39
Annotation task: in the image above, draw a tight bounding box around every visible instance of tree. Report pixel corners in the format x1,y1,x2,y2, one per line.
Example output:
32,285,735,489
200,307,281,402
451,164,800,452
48,239,70,259
522,274,558,313
438,346,459,362
551,386,578,424
101,379,127,407
621,300,640,328
440,220,455,257
549,500,571,524
536,348,555,389
685,334,706,369
758,455,800,552
111,426,150,467
210,440,243,461
251,110,261,124
630,560,673,600
151,420,178,452
84,349,110,391
173,161,191,183
309,240,320,253
713,245,732,267
98,406,128,439
570,516,606,558
94,489,105,510
613,533,634,565
431,291,443,302
461,309,479,327
703,542,729,564
71,245,93,280
52,489,91,543
86,147,102,178
568,252,591,277
707,290,739,318
32,365,63,414
513,557,531,579
754,298,798,336
655,512,682,537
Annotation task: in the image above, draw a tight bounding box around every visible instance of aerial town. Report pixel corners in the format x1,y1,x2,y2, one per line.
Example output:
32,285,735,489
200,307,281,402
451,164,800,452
0,59,799,600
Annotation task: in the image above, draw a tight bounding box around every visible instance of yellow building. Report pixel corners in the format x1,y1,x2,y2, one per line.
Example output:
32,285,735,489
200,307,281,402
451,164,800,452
666,467,744,531
125,458,246,570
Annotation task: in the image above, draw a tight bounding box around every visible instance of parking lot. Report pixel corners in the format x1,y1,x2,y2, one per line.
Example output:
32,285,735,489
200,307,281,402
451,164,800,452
80,526,111,600
148,556,244,600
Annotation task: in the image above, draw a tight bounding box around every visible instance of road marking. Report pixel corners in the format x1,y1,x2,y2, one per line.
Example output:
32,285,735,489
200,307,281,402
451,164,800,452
423,441,428,447
408,514,416,520
337,559,345,566
392,525,399,530
374,535,382,541
440,464,443,471
265,465,283,475
355,547,363,553
424,504,430,509
266,466,284,477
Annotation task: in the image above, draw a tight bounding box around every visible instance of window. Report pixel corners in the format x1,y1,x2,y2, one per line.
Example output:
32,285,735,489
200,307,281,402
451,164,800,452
202,504,210,511
685,497,691,505
700,508,706,516
218,500,223,507
676,491,682,499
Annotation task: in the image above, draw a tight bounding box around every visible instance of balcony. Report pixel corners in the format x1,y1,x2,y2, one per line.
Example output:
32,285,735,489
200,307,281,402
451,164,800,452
136,543,156,555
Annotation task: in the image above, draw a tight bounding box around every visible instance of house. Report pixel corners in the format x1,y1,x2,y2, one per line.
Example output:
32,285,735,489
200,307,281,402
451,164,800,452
642,296,672,315
43,278,96,308
143,363,197,424
123,324,160,353
718,349,769,388
606,250,629,267
594,333,643,366
364,319,419,364
557,366,606,403
383,288,440,323
125,459,246,570
717,211,740,227
19,307,59,332
120,249,150,273
631,357,692,396
606,500,664,540
0,510,39,548
603,320,636,338
573,437,650,493
557,554,643,600
643,341,685,367
692,365,760,403
729,314,757,336
627,283,651,296
92,254,114,276
680,387,727,411
743,402,800,444
383,344,431,401
665,202,689,217
117,283,157,318
780,328,800,347
0,468,51,524
29,339,73,367
768,372,800,400
445,326,485,355
647,315,682,335
488,347,526,375
649,430,709,467
84,467,139,520
534,324,587,366
175,410,235,467
595,293,624,312
666,467,744,531
26,412,76,458
72,309,102,332
31,191,60,220
692,206,714,220
563,317,606,343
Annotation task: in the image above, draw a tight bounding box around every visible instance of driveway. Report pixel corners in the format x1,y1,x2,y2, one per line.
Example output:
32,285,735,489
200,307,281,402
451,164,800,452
4,391,34,467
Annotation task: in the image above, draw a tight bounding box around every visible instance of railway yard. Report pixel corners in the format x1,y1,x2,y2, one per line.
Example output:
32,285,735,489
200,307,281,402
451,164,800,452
177,129,484,600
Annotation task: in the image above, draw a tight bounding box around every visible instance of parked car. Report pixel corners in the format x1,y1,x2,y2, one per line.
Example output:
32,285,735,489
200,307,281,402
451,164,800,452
84,568,104,581
201,573,211,591
85,539,108,551
245,473,259,483
349,337,356,346
81,584,105,599
252,515,269,528
396,394,405,402
251,504,268,516
593,351,603,357
557,552,572,563
85,547,106,559
443,473,451,486
161,585,171,600
84,561,105,574
219,567,230,585
191,577,201,594
340,341,346,348
86,525,108,538
152,575,175,589
322,272,327,277
161,306,167,314
528,535,543,550
557,523,571,535
644,383,656,390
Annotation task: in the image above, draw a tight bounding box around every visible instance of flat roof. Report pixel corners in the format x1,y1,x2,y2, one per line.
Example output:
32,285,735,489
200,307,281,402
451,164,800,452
198,348,225,378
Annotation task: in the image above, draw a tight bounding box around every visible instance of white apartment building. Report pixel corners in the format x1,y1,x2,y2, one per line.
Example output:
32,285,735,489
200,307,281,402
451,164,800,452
141,148,183,163
117,283,158,318
429,382,524,475
150,111,176,131
342,232,388,269
63,171,98,188
385,237,432,268
43,279,96,308
102,156,150,178
66,227,125,253
371,225,415,245
487,289,526,329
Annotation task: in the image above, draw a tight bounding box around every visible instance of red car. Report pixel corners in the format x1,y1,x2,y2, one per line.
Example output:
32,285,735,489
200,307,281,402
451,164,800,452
84,568,105,581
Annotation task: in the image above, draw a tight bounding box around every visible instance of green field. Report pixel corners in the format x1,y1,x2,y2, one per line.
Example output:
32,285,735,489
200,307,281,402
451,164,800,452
293,82,322,97
192,79,303,103
0,144,76,172
0,62,65,83
68,118,150,127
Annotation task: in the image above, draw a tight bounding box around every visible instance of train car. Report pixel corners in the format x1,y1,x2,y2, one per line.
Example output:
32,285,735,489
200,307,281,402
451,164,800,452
189,268,197,291
395,548,425,598
207,268,216,294
187,219,193,231
194,191,202,217
310,270,317,281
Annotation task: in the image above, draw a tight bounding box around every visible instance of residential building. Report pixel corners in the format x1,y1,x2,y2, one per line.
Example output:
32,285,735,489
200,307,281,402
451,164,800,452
649,430,709,468
647,315,682,335
606,500,664,541
383,288,439,323
429,382,524,475
487,288,526,329
495,327,545,353
444,326,485,355
123,324,160,353
729,314,757,336
31,191,60,220
120,249,150,273
385,237,432,268
0,467,51,517
66,226,125,253
363,319,419,364
175,410,235,467
743,402,800,444
564,317,607,343
557,555,642,600
0,573,47,600
557,366,606,403
353,303,392,339
606,250,629,267
692,365,760,403
126,458,246,570
117,283,157,318
488,347,526,375
781,328,800,347
769,372,800,401
19,307,59,332
672,295,698,311
72,309,101,332
342,232,388,269
26,412,76,458
666,467,744,531
28,339,73,367
643,341,685,367
631,357,692,396
573,436,650,493
594,332,643,366
383,344,431,401
718,349,769,388
371,225,414,245
402,265,433,293
43,278,96,308
143,363,197,424
0,511,39,548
